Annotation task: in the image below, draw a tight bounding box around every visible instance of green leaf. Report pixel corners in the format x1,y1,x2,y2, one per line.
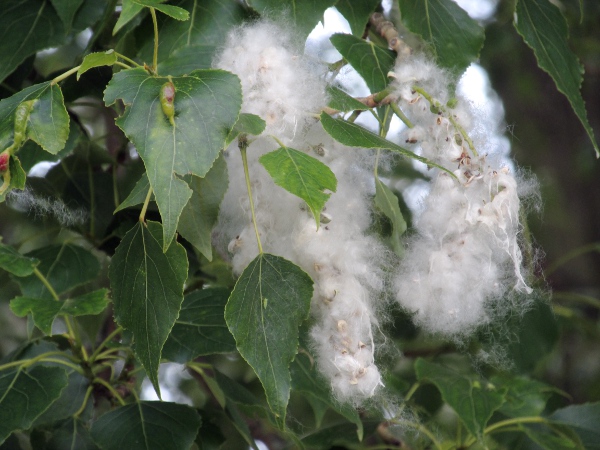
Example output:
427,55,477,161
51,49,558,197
291,352,363,440
259,146,337,229
35,372,91,426
178,155,228,261
415,358,506,437
115,172,152,213
109,221,188,397
138,0,250,63
225,253,314,420
508,297,559,372
113,0,144,35
492,374,554,418
135,0,190,21
77,50,119,80
0,82,70,156
225,113,267,146
104,68,242,250
47,418,99,450
550,403,600,450
0,366,68,445
521,425,584,450
335,0,381,37
0,1,67,83
320,112,455,177
301,421,380,448
374,176,406,255
14,244,100,299
50,0,84,30
90,401,201,450
10,289,110,334
157,45,216,77
330,33,396,93
0,241,39,277
246,0,337,38
398,0,485,75
327,86,369,112
514,0,599,156
163,287,236,363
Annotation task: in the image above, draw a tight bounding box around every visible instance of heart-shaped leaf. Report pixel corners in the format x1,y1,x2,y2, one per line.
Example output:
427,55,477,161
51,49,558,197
109,221,188,396
105,68,241,250
225,253,313,420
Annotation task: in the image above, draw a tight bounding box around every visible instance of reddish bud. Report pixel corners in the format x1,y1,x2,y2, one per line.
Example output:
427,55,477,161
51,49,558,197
0,152,9,173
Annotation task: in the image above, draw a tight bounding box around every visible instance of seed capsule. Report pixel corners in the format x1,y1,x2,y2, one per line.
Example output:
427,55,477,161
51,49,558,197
160,81,176,126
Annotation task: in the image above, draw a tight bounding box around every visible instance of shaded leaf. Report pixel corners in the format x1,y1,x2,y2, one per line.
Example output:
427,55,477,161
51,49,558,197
18,121,82,172
77,50,118,80
415,358,506,437
374,176,406,255
109,221,188,397
514,0,598,156
302,421,380,449
522,425,584,450
35,372,91,426
335,0,381,37
0,241,39,277
138,0,250,63
398,0,485,75
246,0,337,38
104,68,242,250
0,366,68,445
550,403,600,450
47,418,99,450
320,112,455,176
10,289,110,335
225,253,313,420
90,401,201,450
158,45,216,77
225,113,267,147
327,86,369,112
50,0,84,30
163,287,236,363
135,0,190,21
291,352,363,439
0,1,66,83
114,172,152,213
178,155,228,261
492,374,554,418
259,146,337,229
508,297,559,372
330,33,396,93
14,244,99,299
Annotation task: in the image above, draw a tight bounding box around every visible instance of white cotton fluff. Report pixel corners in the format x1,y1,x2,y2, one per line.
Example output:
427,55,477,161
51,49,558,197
214,21,386,403
392,54,535,337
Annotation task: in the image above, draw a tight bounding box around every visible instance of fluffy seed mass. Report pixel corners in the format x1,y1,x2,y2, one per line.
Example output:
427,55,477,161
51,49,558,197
392,54,534,337
214,21,385,403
